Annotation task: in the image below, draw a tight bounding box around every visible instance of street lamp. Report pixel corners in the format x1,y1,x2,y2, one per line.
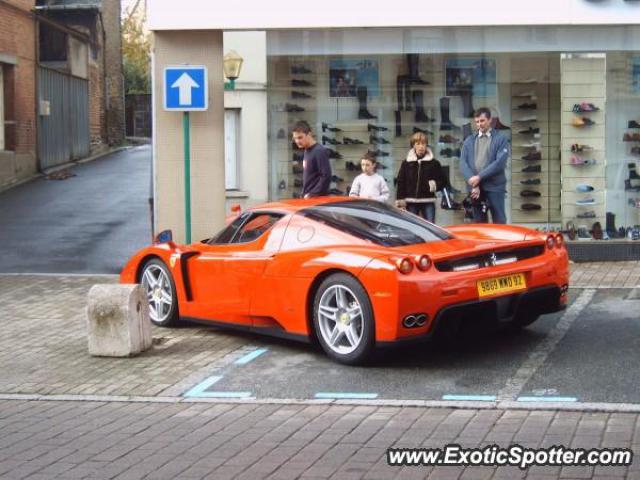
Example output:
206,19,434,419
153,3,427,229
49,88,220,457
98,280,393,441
223,50,243,91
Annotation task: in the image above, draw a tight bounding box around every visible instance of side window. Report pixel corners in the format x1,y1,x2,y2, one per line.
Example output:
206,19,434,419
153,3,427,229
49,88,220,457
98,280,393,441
209,213,248,244
232,213,282,244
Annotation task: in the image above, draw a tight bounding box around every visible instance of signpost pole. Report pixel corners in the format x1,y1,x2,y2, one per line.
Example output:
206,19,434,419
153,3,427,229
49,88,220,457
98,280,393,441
183,111,191,244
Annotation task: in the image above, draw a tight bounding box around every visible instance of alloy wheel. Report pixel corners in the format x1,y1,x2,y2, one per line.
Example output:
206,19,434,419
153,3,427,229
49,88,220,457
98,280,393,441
317,285,364,355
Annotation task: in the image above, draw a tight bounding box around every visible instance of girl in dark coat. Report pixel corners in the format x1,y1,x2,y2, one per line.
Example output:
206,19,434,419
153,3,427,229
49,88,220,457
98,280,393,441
395,132,447,223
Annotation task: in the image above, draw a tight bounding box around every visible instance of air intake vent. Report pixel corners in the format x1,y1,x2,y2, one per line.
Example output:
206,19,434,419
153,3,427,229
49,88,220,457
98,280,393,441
435,245,544,272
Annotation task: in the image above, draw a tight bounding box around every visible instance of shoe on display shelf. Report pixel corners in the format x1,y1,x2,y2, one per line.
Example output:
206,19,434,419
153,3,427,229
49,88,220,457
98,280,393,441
518,78,538,83
343,137,364,145
292,164,303,174
291,79,313,87
516,103,537,110
576,198,596,206
572,102,599,113
577,210,596,219
520,142,541,149
345,161,359,171
513,90,537,98
322,135,340,146
633,227,640,241
632,146,640,155
520,178,541,185
628,120,640,129
326,149,342,159
571,143,593,153
285,103,304,112
439,134,460,143
572,116,596,127
522,165,542,173
367,123,388,132
522,152,542,161
322,122,342,133
520,190,541,197
369,135,390,144
331,175,344,183
515,115,537,122
521,203,542,210
278,180,286,190
575,183,595,193
368,149,389,157
413,126,433,135
291,65,313,74
294,178,303,188
518,127,540,135
623,133,634,142
570,156,597,166
291,91,314,99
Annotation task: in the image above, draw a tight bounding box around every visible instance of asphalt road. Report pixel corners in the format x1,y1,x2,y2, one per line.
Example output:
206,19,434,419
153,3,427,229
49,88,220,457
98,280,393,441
180,288,640,405
0,146,151,274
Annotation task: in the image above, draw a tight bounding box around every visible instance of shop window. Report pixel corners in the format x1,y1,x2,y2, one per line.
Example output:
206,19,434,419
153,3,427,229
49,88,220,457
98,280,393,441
265,25,640,241
224,109,240,190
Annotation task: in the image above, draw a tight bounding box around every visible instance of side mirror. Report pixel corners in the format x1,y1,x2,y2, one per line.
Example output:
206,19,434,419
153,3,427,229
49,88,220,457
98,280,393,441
154,229,173,244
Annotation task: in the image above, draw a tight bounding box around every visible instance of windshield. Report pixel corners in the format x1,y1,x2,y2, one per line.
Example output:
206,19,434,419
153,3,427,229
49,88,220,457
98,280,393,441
299,200,452,247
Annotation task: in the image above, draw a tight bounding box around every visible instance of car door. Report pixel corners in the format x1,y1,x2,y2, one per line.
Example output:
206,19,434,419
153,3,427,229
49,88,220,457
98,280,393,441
187,212,284,325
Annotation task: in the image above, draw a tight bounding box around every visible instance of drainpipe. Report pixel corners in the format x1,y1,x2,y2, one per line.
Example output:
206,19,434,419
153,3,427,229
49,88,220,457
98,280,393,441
98,10,108,147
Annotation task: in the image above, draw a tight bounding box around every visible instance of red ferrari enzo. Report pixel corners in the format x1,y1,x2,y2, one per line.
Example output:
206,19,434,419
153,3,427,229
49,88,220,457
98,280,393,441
121,197,569,364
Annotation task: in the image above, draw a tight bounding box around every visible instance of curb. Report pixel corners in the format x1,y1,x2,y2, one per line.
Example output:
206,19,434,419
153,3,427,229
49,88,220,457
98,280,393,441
1,393,640,413
42,145,130,176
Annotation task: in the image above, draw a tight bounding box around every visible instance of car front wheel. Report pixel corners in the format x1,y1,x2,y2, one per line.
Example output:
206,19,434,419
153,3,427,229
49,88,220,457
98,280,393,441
140,258,179,327
313,273,375,365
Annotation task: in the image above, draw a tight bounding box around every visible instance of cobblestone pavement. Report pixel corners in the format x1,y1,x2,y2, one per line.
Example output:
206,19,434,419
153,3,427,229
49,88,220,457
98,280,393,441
0,275,252,398
1,271,639,479
0,400,638,480
570,261,640,288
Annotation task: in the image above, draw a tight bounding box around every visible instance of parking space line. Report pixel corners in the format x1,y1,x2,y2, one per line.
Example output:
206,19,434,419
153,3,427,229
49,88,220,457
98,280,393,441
183,375,223,398
497,288,596,402
234,348,268,365
517,396,578,402
195,392,254,398
442,394,497,401
314,392,379,399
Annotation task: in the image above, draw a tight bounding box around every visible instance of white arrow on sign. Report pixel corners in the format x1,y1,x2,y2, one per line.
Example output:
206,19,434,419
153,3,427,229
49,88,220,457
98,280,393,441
171,72,199,106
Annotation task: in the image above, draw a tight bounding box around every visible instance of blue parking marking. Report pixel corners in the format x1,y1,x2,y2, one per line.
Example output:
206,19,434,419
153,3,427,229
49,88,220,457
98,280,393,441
314,392,379,399
234,348,268,365
442,394,497,401
517,396,578,402
196,391,253,398
183,375,223,398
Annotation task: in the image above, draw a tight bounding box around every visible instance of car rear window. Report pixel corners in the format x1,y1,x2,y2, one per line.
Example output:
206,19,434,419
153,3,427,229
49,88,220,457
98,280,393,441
299,200,452,247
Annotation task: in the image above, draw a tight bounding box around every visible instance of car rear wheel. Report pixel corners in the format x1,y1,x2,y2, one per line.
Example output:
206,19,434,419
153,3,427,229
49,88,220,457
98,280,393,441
313,273,375,365
140,258,179,327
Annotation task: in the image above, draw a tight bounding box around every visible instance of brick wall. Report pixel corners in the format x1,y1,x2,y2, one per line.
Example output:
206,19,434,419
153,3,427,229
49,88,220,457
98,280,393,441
0,1,37,187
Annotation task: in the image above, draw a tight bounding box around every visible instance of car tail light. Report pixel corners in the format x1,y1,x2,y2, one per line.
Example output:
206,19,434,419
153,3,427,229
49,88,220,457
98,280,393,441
546,235,555,250
555,233,564,248
395,257,414,274
415,255,431,271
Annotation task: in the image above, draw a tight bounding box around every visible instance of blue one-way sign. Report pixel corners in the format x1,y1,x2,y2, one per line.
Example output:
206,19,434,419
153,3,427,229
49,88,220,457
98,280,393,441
164,66,208,111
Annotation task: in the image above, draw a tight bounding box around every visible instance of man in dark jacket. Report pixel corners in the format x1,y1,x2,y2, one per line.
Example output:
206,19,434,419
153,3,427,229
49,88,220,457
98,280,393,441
460,107,510,223
291,121,331,198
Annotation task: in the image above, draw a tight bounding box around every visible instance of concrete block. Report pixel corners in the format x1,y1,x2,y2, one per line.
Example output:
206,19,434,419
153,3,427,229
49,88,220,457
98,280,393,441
87,284,152,357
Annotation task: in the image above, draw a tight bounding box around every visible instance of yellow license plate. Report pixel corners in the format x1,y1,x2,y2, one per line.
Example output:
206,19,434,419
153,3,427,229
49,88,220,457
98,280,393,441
477,273,527,297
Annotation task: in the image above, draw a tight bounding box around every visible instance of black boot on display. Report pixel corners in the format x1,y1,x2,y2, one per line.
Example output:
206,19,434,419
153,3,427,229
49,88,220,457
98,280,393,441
396,75,406,111
439,97,457,131
407,54,429,85
412,90,433,123
357,87,377,120
395,110,402,137
460,91,474,118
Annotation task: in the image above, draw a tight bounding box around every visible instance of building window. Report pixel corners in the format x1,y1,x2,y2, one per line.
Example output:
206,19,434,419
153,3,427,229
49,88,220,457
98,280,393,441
39,23,67,62
224,109,240,190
